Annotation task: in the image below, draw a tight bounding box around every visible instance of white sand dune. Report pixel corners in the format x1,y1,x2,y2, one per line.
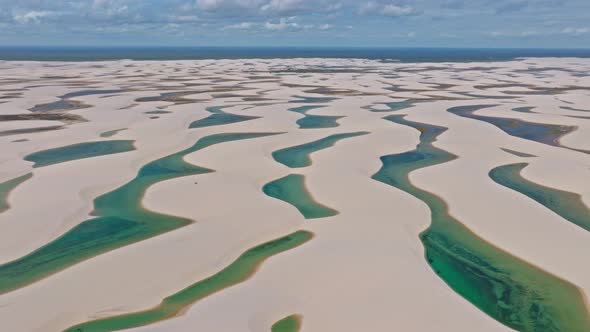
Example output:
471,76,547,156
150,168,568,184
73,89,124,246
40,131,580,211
0,58,588,332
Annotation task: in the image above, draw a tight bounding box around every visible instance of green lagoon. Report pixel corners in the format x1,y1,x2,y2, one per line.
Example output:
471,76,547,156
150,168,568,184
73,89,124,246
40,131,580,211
500,148,537,158
0,132,281,295
263,174,338,219
65,231,313,332
24,140,136,168
287,105,342,129
372,114,590,332
289,95,337,104
449,105,590,154
272,315,302,332
490,162,590,232
288,105,326,115
297,115,342,129
0,173,32,214
370,100,415,113
99,128,127,138
273,132,369,168
144,110,171,115
190,106,260,129
512,107,535,113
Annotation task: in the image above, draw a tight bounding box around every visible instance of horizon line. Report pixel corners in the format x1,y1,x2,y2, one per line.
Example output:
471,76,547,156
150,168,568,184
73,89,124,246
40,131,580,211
1,45,590,51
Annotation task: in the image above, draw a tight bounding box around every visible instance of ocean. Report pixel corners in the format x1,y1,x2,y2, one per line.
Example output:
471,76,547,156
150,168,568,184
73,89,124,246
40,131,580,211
1,47,590,62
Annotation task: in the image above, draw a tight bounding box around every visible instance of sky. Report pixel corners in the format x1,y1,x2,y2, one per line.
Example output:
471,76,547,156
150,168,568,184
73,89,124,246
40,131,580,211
0,0,589,48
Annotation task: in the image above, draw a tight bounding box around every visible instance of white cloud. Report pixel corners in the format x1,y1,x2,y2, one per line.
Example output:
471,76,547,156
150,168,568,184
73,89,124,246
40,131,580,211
489,30,539,37
264,17,300,31
165,23,181,29
381,4,415,16
392,31,416,38
168,15,200,22
194,0,341,16
260,0,305,13
300,23,333,31
265,20,287,31
196,0,225,11
196,0,264,12
93,24,143,33
92,0,129,17
222,21,256,30
13,10,52,24
519,30,538,37
326,2,342,11
1,0,587,46
359,1,418,17
439,32,458,38
561,27,590,36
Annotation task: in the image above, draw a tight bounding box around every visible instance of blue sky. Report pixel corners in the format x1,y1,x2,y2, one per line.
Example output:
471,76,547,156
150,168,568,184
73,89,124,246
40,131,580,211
0,0,589,48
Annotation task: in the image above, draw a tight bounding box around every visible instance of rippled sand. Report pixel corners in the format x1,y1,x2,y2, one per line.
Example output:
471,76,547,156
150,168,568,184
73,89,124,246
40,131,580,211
0,58,589,332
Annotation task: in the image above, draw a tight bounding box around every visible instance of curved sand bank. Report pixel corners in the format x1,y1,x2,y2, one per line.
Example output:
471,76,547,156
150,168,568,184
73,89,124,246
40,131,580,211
286,104,344,129
0,132,280,295
401,100,590,330
65,231,313,332
490,162,590,232
189,106,260,129
369,99,415,113
123,97,506,332
263,174,339,219
373,114,590,331
272,132,369,168
448,104,590,154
